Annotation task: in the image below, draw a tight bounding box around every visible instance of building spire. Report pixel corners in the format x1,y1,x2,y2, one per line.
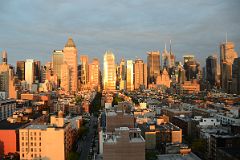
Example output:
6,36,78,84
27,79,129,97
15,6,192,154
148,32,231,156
169,40,172,55
225,32,228,44
2,50,7,64
164,43,167,52
64,37,76,48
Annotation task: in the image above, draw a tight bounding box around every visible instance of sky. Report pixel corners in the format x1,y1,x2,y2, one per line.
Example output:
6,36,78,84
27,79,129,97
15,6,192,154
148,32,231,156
0,0,240,66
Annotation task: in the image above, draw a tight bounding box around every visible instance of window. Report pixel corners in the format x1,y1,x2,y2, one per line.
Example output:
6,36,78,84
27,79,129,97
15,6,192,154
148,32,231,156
22,137,24,140
39,143,41,146
22,142,24,146
22,154,24,158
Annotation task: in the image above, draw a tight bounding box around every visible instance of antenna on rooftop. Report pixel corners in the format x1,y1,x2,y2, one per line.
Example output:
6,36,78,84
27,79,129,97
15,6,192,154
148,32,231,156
225,32,228,44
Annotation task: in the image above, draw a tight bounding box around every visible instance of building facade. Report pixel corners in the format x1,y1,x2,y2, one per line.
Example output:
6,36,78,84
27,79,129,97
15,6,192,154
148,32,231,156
103,51,116,91
63,38,78,92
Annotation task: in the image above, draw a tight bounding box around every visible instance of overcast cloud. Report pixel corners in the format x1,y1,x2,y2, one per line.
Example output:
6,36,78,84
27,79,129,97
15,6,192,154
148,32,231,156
0,0,240,66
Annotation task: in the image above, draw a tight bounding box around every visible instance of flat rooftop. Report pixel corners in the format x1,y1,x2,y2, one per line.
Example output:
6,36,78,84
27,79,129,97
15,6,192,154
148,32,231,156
0,120,29,130
25,124,48,130
157,153,201,160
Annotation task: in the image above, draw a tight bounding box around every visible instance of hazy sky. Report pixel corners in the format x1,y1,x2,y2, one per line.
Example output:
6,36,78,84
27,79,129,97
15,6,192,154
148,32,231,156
0,0,240,66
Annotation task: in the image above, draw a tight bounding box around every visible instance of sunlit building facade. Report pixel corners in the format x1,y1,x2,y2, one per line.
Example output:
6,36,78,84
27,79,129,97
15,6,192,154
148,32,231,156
88,58,100,90
220,41,238,92
134,59,147,90
103,51,116,91
25,59,35,89
126,60,134,91
63,37,78,92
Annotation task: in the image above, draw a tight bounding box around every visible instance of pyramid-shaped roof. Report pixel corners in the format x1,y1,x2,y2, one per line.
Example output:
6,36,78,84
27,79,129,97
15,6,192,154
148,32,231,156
64,37,76,48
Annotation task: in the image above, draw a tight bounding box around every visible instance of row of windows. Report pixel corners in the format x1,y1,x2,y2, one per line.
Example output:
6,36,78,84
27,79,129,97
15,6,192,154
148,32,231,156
21,137,41,141
22,153,41,158
22,141,41,146
21,132,41,136
22,148,41,152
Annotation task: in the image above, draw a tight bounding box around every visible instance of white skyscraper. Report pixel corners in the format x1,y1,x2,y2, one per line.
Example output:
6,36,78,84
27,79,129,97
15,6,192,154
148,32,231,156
103,51,116,90
25,59,34,89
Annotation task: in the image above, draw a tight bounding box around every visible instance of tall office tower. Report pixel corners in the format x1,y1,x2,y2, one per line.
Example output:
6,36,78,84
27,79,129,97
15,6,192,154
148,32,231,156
25,59,35,89
61,62,70,92
0,51,16,98
16,61,25,81
103,51,116,91
52,50,64,87
147,51,161,84
0,51,9,97
119,59,126,80
34,61,41,83
206,56,218,87
126,60,134,91
134,59,147,90
232,58,240,94
118,59,126,90
88,58,100,90
63,37,78,92
80,55,89,85
183,55,200,80
220,41,238,92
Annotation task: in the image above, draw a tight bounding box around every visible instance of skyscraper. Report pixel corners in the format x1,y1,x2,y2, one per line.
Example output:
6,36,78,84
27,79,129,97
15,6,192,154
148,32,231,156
25,59,35,89
0,50,10,97
118,59,126,90
147,51,161,84
103,51,116,91
34,60,41,83
16,61,25,81
63,37,78,92
232,57,240,94
52,50,64,87
134,59,147,90
183,55,200,81
80,55,89,86
220,41,238,92
61,62,70,92
126,60,134,91
88,58,100,90
206,55,218,87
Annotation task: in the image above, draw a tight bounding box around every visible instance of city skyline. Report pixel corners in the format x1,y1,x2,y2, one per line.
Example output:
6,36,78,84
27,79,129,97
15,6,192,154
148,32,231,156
0,0,240,65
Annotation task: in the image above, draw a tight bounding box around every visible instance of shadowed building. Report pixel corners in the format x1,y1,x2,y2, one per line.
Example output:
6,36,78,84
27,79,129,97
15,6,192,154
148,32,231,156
206,55,218,87
103,127,145,160
52,50,64,87
147,51,161,85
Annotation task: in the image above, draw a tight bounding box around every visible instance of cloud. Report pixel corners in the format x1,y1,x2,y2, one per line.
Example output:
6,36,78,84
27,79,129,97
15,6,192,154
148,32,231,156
0,0,239,67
